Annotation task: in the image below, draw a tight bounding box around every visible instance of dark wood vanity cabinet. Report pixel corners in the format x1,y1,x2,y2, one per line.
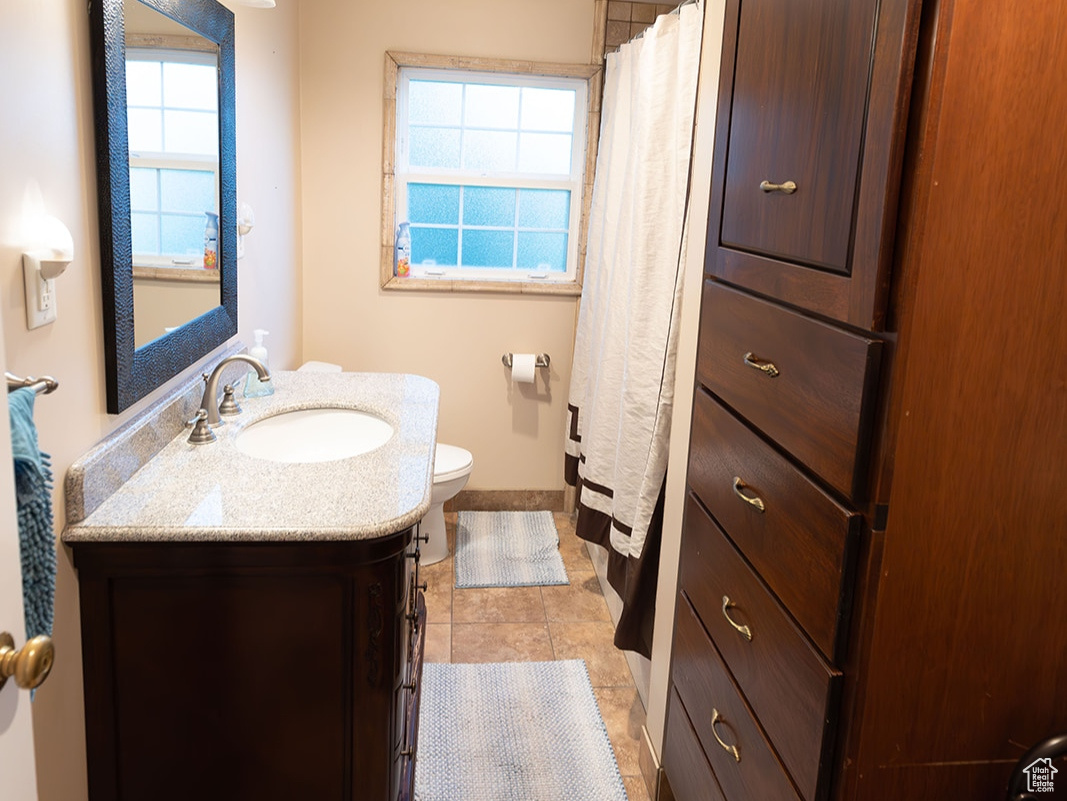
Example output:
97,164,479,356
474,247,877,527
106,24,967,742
663,0,1067,800
73,530,426,801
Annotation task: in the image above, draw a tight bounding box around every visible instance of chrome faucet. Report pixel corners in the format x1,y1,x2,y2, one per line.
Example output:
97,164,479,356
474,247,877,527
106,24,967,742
199,354,271,426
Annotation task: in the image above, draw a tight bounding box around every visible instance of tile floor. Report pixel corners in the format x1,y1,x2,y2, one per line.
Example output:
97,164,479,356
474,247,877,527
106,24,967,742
420,511,651,801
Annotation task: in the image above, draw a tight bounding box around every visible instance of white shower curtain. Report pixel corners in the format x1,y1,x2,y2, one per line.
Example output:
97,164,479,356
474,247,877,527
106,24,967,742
565,1,703,656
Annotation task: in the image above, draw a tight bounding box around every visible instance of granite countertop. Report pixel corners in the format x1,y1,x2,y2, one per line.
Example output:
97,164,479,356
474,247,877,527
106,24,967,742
63,371,440,543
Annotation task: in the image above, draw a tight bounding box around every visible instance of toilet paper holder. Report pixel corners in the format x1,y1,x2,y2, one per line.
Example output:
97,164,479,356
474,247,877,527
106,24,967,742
501,353,550,369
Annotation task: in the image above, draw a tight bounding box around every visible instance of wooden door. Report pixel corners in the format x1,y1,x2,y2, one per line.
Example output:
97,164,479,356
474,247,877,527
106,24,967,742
706,0,921,329
720,0,879,272
0,306,42,800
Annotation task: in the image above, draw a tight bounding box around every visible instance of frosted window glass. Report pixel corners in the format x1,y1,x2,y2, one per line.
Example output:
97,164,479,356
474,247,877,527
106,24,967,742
412,227,458,266
126,61,161,106
464,84,520,130
517,232,568,271
160,214,205,255
463,230,514,268
408,184,461,225
518,132,572,174
518,189,570,229
163,62,217,111
464,130,517,172
160,170,216,214
164,110,218,155
521,88,576,132
128,109,163,152
409,127,462,169
464,187,516,227
130,168,159,212
409,81,462,126
131,212,160,253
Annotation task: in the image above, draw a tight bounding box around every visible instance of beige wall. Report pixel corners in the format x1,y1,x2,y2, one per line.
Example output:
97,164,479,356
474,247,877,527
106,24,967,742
133,277,220,347
0,0,302,797
298,0,596,491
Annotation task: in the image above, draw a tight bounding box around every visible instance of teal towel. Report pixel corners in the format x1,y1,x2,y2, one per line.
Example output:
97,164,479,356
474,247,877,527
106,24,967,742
8,388,56,640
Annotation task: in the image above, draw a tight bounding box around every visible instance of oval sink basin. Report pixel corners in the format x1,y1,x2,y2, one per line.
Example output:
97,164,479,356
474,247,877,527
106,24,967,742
235,408,394,463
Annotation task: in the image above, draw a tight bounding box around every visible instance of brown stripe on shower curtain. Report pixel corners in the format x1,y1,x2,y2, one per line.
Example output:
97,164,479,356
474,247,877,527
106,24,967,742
572,477,664,659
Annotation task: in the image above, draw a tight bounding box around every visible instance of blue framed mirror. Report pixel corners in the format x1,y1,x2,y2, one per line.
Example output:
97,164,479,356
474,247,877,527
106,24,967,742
89,0,237,413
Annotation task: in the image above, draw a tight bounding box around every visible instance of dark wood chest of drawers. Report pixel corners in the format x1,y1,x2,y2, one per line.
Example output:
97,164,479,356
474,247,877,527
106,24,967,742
662,0,1067,799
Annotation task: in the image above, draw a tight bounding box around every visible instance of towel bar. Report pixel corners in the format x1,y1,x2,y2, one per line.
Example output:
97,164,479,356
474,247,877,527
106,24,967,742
5,372,59,395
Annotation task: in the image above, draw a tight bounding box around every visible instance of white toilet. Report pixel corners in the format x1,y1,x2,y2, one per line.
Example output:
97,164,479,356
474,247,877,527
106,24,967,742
297,361,472,564
420,443,473,565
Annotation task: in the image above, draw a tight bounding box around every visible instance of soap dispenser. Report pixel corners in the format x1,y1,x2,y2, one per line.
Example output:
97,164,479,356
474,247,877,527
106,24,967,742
244,329,274,397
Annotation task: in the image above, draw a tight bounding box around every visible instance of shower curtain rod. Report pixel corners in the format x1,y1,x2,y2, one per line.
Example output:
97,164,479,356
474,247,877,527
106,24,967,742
627,0,701,43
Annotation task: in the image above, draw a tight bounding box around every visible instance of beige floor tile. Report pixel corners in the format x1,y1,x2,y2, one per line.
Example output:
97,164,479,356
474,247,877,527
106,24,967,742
452,586,546,624
423,623,451,663
542,571,612,623
623,775,651,801
551,621,634,687
418,555,453,624
555,512,595,572
451,622,554,663
595,685,646,777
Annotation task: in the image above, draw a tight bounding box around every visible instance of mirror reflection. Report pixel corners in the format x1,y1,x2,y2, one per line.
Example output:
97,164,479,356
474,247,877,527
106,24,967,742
125,0,222,348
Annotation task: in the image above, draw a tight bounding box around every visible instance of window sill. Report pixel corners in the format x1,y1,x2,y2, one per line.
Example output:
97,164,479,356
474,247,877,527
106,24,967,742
382,274,581,296
133,265,221,284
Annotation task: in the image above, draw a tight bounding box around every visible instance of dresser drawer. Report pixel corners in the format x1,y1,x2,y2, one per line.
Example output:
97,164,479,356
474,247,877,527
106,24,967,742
689,390,859,660
681,494,840,801
672,595,802,801
697,281,882,498
663,689,727,801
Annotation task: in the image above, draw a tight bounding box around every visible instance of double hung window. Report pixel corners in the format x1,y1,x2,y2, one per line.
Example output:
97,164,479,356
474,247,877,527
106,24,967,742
384,54,597,291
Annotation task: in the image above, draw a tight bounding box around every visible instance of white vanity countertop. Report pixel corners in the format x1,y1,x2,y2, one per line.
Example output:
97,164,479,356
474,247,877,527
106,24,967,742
63,371,439,543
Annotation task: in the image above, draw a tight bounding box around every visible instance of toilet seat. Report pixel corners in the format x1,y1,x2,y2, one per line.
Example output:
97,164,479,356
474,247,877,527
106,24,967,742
434,444,473,482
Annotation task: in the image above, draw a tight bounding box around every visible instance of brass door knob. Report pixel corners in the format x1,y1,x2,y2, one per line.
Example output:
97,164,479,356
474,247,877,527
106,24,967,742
0,631,55,691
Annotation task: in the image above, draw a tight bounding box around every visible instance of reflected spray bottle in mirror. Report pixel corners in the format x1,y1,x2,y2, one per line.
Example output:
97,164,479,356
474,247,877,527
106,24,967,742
204,212,219,269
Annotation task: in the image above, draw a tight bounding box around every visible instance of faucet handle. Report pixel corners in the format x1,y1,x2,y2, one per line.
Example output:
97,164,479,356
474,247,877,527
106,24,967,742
187,409,216,445
219,384,242,417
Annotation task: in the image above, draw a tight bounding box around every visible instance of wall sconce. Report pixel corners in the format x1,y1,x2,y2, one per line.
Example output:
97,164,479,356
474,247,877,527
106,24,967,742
237,202,255,259
233,0,276,7
22,214,73,330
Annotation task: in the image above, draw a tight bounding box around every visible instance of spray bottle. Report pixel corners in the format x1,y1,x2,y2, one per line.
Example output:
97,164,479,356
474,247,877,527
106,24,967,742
395,222,411,278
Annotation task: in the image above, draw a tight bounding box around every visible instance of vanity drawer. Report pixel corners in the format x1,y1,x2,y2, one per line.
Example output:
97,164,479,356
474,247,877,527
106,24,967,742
688,389,860,660
681,494,840,801
663,688,727,801
697,280,882,499
672,595,802,801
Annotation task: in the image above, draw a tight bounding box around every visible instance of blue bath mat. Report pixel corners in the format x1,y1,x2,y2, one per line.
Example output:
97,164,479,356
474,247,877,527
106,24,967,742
454,511,568,588
414,660,627,801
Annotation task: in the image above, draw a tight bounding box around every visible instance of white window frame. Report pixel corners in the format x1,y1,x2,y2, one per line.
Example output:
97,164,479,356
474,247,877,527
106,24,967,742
381,52,602,295
126,44,220,271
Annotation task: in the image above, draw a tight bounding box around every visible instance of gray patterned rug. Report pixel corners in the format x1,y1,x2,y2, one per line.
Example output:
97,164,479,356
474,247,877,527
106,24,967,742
414,660,627,801
454,510,569,588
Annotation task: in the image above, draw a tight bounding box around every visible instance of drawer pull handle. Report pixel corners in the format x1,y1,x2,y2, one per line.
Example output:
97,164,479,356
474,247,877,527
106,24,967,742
721,596,752,641
742,352,779,377
732,477,766,512
759,179,797,194
711,708,741,762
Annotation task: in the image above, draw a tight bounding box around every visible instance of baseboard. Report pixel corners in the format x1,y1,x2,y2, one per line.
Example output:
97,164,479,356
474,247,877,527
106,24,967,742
639,724,664,800
445,489,566,512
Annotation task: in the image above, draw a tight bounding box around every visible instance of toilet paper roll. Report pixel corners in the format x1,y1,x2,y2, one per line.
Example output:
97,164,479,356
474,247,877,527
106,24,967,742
511,353,537,384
